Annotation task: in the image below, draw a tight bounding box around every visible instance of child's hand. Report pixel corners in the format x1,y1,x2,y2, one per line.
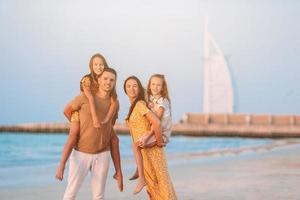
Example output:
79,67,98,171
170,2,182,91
93,118,101,128
85,90,93,99
148,102,154,109
101,117,110,125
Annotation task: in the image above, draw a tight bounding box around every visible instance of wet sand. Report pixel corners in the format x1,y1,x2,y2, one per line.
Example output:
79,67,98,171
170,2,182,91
1,140,300,200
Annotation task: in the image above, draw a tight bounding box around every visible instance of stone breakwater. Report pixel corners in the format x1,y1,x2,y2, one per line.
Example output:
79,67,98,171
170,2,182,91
1,113,300,138
0,123,129,134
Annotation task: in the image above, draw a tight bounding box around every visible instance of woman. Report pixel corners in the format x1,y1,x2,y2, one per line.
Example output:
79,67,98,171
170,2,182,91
124,76,177,200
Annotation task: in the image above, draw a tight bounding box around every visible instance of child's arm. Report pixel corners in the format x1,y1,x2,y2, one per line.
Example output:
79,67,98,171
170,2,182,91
64,101,82,122
102,97,119,124
155,107,165,120
82,86,101,128
64,103,73,122
148,102,154,109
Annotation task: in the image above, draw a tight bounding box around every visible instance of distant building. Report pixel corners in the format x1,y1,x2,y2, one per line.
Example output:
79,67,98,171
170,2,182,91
202,20,234,113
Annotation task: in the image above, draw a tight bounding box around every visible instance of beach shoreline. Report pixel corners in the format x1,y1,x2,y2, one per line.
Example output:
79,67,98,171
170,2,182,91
1,139,300,200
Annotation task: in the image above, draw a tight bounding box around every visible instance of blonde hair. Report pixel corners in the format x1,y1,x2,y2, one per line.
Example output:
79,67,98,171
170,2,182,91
147,74,171,103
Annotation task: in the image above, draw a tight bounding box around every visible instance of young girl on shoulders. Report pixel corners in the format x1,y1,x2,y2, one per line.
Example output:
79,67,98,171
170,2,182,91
56,53,123,191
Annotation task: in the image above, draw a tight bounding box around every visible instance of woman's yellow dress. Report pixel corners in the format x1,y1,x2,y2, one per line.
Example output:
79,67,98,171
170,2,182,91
127,101,177,200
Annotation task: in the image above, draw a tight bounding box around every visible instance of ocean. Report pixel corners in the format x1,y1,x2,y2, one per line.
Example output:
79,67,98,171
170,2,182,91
0,133,273,188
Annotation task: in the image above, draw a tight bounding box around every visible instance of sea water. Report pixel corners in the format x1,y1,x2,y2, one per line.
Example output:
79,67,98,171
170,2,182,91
0,133,272,188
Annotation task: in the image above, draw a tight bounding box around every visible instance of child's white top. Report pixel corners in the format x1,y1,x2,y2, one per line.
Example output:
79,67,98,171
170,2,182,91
149,95,172,143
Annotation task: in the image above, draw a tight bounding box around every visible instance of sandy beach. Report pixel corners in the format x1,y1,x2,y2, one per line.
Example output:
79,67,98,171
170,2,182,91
1,140,300,200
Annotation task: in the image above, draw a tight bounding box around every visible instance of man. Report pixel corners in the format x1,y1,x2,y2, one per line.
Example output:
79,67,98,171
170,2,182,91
60,68,118,200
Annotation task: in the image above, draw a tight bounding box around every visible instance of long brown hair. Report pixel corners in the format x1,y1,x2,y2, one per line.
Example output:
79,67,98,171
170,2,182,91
124,76,146,120
80,53,109,93
147,74,171,103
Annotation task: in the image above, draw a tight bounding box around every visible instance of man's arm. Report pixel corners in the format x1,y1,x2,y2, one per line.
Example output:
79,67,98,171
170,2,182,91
56,122,79,181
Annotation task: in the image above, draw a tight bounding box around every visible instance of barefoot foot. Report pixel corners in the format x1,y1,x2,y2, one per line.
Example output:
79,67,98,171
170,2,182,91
129,170,139,181
113,172,123,192
133,180,146,195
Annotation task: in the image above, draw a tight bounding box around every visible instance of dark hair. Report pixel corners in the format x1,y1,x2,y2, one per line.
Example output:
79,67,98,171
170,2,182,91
102,67,117,77
100,67,118,99
80,53,109,93
123,76,146,120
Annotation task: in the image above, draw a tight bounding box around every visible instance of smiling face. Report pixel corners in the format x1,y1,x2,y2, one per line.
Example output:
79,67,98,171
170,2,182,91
92,57,105,76
98,71,116,93
150,76,163,97
125,78,139,101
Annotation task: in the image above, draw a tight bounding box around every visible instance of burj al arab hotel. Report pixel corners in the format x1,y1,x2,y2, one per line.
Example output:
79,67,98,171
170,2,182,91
202,21,234,114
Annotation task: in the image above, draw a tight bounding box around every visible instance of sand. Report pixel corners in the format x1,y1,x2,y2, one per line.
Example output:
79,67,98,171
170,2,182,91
1,140,300,200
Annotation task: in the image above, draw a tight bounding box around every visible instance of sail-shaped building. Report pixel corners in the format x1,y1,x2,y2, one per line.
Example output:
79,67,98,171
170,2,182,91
202,21,234,113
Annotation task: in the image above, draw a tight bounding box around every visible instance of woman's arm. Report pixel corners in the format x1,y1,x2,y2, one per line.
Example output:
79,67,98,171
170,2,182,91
139,107,165,146
145,111,164,147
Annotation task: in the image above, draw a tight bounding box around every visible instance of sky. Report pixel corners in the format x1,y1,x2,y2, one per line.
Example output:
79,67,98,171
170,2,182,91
0,0,300,124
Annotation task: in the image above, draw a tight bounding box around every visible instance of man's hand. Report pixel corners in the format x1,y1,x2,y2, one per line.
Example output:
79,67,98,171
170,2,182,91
55,165,65,181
